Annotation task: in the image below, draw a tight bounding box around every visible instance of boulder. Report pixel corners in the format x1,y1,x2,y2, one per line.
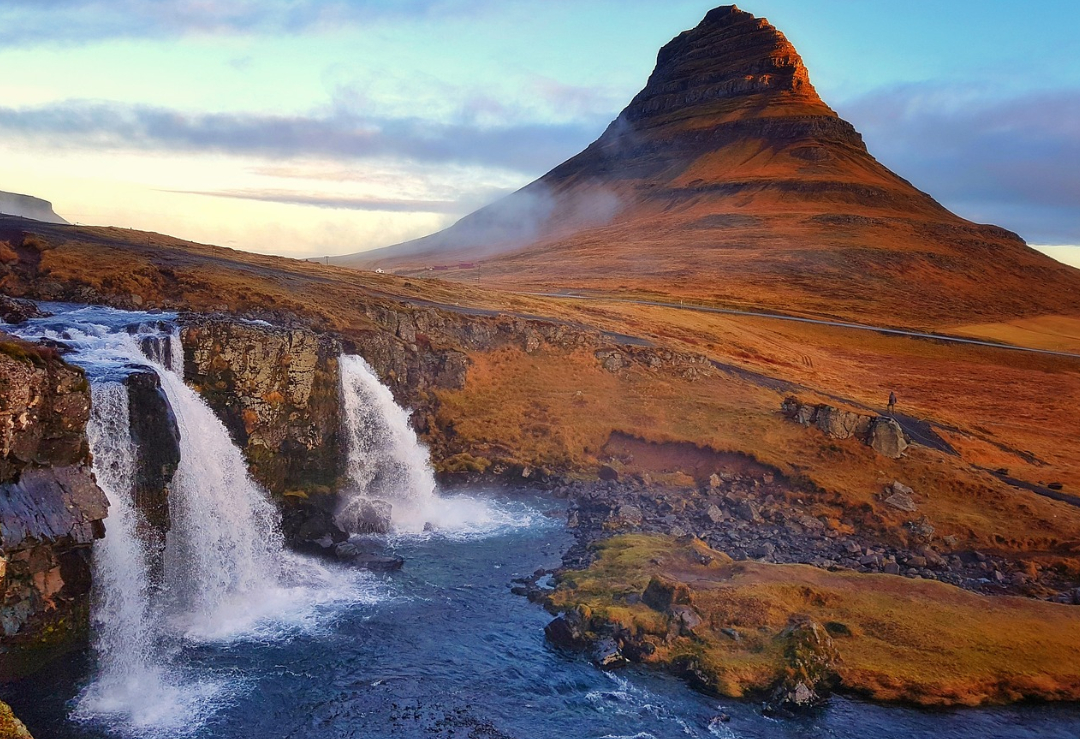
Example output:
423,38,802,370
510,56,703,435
891,481,914,496
344,553,404,572
592,637,628,669
338,498,392,535
545,608,589,649
280,492,349,554
734,500,763,523
765,619,840,713
670,604,703,635
705,504,726,524
869,417,908,458
642,575,692,612
884,492,918,513
598,465,619,482
814,405,871,440
0,296,44,325
596,350,625,373
781,396,816,425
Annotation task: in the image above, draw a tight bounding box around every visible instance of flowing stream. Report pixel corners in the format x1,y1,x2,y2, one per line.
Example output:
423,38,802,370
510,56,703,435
5,305,1080,739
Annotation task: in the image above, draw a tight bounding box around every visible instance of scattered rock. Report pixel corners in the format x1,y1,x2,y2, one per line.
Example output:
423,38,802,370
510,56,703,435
642,575,692,612
705,504,726,524
670,605,703,635
869,417,909,458
735,500,763,523
598,465,620,482
592,637,628,669
764,619,840,713
891,481,914,496
615,504,643,526
884,492,918,513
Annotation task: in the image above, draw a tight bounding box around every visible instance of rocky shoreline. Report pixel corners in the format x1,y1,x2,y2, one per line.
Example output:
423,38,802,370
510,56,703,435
545,474,1080,601
505,470,1080,710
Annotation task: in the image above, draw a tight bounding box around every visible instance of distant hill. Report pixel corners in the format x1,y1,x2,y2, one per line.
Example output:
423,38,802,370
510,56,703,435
334,5,1080,328
0,191,67,225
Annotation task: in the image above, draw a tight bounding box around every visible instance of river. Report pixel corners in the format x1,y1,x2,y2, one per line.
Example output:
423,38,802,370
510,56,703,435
3,305,1080,738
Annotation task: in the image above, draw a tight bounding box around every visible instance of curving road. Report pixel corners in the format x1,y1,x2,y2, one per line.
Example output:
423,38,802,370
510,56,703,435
524,292,1080,360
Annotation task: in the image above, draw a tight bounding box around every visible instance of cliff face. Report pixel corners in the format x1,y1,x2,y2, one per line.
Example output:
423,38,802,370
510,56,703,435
0,193,66,226
0,337,107,681
344,5,1080,328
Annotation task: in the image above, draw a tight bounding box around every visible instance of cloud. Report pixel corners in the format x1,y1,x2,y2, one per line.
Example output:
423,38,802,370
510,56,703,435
0,99,604,174
169,188,464,213
837,84,1080,243
0,0,498,44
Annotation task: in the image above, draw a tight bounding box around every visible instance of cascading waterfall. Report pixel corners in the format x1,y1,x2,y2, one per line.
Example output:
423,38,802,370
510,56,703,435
74,382,193,728
12,305,376,735
337,354,512,536
338,354,439,533
155,365,286,638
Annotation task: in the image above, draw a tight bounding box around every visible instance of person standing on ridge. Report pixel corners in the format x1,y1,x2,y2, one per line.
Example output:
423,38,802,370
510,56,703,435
888,391,897,415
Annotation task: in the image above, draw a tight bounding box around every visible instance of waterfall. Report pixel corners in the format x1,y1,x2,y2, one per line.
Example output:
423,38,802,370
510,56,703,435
155,366,285,638
11,305,376,734
338,354,438,533
77,383,168,720
337,353,529,538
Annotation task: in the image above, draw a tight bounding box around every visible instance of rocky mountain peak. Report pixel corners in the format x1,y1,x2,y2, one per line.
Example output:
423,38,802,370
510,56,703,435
616,4,822,132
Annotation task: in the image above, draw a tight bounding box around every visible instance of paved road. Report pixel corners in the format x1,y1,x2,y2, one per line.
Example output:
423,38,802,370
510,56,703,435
525,292,1080,360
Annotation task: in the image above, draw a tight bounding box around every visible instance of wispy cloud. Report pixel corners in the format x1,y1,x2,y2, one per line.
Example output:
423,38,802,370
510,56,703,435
169,188,464,213
838,84,1080,242
0,0,498,44
0,99,605,174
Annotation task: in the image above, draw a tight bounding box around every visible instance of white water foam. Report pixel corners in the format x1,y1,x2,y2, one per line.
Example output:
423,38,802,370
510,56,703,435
337,354,543,539
73,382,222,736
11,307,383,735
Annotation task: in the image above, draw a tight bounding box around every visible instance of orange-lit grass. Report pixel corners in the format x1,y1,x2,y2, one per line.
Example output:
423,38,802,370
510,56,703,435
436,344,1080,553
551,535,1080,705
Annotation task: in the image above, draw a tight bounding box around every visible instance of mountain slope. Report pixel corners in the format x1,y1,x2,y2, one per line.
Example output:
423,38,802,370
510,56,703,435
336,5,1080,328
0,191,67,225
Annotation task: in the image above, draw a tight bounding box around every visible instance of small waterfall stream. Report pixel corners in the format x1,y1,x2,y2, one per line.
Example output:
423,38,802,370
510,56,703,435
337,354,439,533
155,365,285,638
77,382,181,727
336,354,510,537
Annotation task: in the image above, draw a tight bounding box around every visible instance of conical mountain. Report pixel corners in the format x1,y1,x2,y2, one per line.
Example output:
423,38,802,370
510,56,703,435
338,5,1080,328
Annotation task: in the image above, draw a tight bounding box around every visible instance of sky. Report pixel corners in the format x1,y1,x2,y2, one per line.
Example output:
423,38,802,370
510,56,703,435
0,0,1078,267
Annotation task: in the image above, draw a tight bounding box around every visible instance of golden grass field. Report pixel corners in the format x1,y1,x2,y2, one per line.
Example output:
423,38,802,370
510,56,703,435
4,217,1080,703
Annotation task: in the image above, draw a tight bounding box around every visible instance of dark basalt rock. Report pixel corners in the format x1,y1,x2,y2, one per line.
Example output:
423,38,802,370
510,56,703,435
125,369,180,556
0,296,45,325
280,492,349,555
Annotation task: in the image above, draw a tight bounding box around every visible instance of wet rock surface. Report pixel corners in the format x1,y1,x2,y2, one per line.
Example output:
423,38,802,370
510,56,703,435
124,369,179,551
180,317,344,497
0,335,107,680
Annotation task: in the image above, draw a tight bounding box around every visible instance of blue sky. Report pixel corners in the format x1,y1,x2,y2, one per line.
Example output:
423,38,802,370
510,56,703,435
0,0,1077,266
